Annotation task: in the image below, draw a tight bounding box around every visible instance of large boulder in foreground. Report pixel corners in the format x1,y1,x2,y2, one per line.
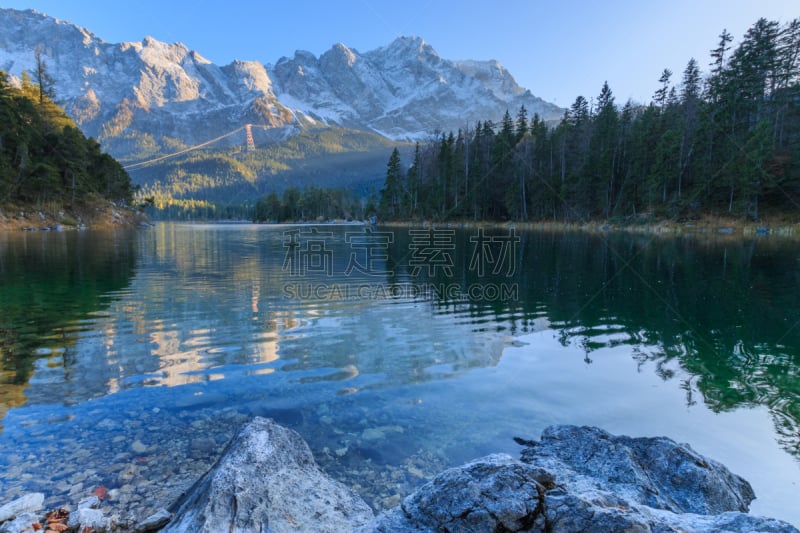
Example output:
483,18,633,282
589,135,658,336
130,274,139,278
376,425,798,533
159,419,796,532
520,424,754,515
163,417,374,533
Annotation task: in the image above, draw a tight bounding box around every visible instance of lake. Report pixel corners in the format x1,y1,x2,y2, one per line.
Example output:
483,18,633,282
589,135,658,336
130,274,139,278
0,223,798,525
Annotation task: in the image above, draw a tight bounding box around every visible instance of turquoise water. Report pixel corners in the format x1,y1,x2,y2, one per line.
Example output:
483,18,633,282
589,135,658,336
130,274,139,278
0,223,798,525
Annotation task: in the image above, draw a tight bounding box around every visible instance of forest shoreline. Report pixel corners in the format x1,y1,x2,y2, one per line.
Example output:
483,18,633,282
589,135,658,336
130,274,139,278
377,215,800,239
5,210,795,239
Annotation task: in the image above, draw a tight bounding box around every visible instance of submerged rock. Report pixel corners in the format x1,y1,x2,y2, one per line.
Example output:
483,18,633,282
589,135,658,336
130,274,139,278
0,512,42,533
68,507,109,531
0,494,43,523
164,416,374,533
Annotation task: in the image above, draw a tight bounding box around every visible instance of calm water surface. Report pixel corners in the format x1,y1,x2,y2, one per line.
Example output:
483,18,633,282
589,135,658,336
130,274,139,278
0,223,798,525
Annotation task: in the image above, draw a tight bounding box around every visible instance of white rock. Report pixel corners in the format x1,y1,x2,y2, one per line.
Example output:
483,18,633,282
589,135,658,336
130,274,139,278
78,495,100,510
164,417,374,533
0,494,44,523
67,507,108,531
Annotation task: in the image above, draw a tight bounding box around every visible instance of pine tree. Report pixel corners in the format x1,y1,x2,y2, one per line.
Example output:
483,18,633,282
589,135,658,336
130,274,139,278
654,69,672,112
587,82,619,217
569,96,590,125
515,105,529,141
708,29,733,102
33,47,56,106
681,58,702,102
379,147,404,219
406,142,421,215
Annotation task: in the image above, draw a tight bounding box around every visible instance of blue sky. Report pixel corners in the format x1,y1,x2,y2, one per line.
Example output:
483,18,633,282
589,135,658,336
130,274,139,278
1,0,797,106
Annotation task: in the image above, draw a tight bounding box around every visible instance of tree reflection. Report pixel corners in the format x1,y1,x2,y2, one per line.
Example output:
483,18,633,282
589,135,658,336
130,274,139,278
0,230,137,427
387,228,800,457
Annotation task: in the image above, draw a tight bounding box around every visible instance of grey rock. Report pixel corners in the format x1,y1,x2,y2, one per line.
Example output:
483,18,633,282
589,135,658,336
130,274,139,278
0,494,44,523
375,425,798,533
68,507,108,531
663,511,800,532
519,425,754,515
375,454,548,533
542,491,652,533
136,508,172,532
78,495,101,510
164,417,374,533
0,512,41,533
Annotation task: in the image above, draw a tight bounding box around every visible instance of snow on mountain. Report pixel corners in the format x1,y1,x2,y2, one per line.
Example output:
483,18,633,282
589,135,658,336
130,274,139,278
272,36,563,139
0,8,563,159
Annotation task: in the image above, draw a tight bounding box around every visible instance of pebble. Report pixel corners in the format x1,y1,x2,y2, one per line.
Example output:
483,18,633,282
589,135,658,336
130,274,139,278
78,495,101,509
69,472,87,484
361,428,385,440
0,401,449,523
68,507,108,530
137,508,172,531
382,494,401,509
190,437,216,455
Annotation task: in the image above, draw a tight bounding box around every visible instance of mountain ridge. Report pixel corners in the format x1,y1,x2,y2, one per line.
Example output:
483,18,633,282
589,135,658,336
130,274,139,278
0,8,562,156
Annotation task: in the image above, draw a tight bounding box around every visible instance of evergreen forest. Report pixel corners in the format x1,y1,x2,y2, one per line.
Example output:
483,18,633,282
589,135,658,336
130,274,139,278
378,18,800,223
0,66,133,208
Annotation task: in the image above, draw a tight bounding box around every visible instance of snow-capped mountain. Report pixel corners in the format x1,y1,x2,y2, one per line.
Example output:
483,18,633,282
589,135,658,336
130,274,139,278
0,8,562,160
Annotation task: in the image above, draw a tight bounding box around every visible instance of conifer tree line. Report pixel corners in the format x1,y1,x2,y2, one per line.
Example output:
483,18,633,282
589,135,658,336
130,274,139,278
0,64,133,207
379,18,800,222
253,186,366,222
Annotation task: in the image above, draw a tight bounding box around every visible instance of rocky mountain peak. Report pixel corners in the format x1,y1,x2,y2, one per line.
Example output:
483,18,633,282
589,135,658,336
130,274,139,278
0,6,563,155
322,42,359,68
378,35,439,61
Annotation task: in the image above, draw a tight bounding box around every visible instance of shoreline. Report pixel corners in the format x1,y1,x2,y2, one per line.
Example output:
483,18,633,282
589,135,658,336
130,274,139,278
378,216,800,238
0,200,150,232
121,216,800,238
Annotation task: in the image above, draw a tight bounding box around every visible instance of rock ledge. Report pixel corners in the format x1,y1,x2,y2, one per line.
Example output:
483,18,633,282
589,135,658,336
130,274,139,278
377,425,798,532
